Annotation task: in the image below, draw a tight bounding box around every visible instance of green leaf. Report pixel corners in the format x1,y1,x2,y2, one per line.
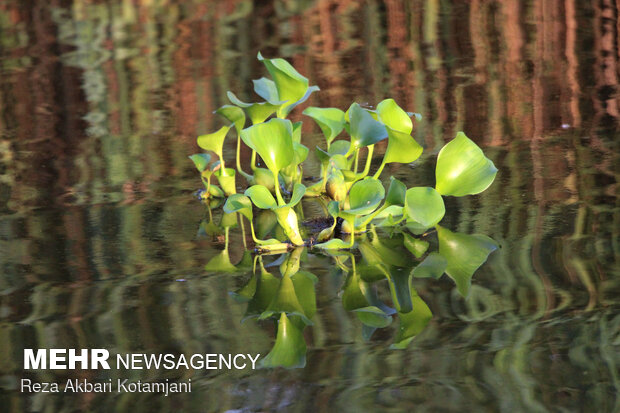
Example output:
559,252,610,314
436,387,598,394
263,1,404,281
291,271,318,321
403,233,429,258
251,167,276,192
204,251,236,273
314,238,350,250
257,52,319,117
286,183,306,207
328,154,349,170
349,103,388,149
197,125,230,155
383,127,423,165
391,288,432,349
223,194,253,221
353,306,393,328
241,118,294,174
292,142,309,165
385,177,407,206
260,312,307,369
435,132,498,196
345,178,385,215
188,153,211,172
292,121,303,143
437,226,498,297
412,252,447,279
215,167,237,195
226,91,277,124
315,146,330,165
386,271,413,313
215,105,245,135
377,98,413,134
252,77,286,105
261,274,312,325
404,187,445,228
329,140,351,156
303,107,345,146
244,272,280,320
245,185,277,209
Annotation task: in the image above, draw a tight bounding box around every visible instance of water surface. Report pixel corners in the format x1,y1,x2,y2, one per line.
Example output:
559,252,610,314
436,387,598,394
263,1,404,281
0,1,619,412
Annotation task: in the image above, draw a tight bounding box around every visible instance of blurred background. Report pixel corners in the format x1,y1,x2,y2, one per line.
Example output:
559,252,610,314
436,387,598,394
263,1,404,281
0,0,618,412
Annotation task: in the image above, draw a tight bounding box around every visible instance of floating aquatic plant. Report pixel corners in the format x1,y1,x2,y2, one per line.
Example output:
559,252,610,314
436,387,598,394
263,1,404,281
192,53,500,366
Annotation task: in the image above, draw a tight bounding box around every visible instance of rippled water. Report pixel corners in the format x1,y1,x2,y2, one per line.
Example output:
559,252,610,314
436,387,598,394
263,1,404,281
0,1,619,412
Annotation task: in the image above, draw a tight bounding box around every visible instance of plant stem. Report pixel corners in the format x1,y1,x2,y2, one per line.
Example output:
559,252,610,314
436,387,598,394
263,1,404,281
357,203,388,229
250,150,257,171
273,170,285,205
372,158,386,180
353,149,360,173
358,145,374,179
236,135,252,180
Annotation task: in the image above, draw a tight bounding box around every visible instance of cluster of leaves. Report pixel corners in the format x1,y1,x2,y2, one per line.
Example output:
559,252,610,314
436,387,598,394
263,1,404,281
190,53,497,252
191,53,499,368
222,225,497,368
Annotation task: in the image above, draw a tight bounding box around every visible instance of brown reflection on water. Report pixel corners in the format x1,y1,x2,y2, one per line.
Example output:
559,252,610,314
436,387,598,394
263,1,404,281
0,1,618,412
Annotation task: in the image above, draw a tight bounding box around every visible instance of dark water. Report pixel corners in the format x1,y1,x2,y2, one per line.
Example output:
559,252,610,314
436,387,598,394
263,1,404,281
0,1,619,412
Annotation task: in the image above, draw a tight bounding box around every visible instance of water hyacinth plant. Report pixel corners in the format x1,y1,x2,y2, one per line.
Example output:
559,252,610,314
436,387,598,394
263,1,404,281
192,53,500,368
190,52,497,252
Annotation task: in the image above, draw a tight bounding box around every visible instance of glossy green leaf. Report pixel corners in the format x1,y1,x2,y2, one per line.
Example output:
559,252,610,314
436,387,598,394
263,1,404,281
292,122,303,143
353,306,393,328
291,271,318,321
387,271,413,313
223,194,253,221
412,252,447,279
261,274,312,325
374,205,403,220
197,125,230,155
189,153,211,172
328,154,349,170
204,251,237,273
241,118,294,174
329,140,351,156
391,289,432,349
230,273,257,303
226,91,277,124
404,187,445,228
292,142,309,165
287,183,306,207
251,167,276,192
383,127,423,164
260,312,307,369
255,210,278,239
252,77,286,105
437,225,499,297
303,107,345,146
349,103,388,149
345,178,385,215
385,177,407,206
257,52,319,117
435,132,498,196
314,238,350,250
244,272,280,320
315,147,330,165
215,105,245,135
377,98,413,134
245,185,277,209
215,167,237,195
403,233,429,258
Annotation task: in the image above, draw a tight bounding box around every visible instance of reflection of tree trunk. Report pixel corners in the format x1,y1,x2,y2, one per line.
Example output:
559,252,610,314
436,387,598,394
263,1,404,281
593,0,619,124
565,0,581,128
